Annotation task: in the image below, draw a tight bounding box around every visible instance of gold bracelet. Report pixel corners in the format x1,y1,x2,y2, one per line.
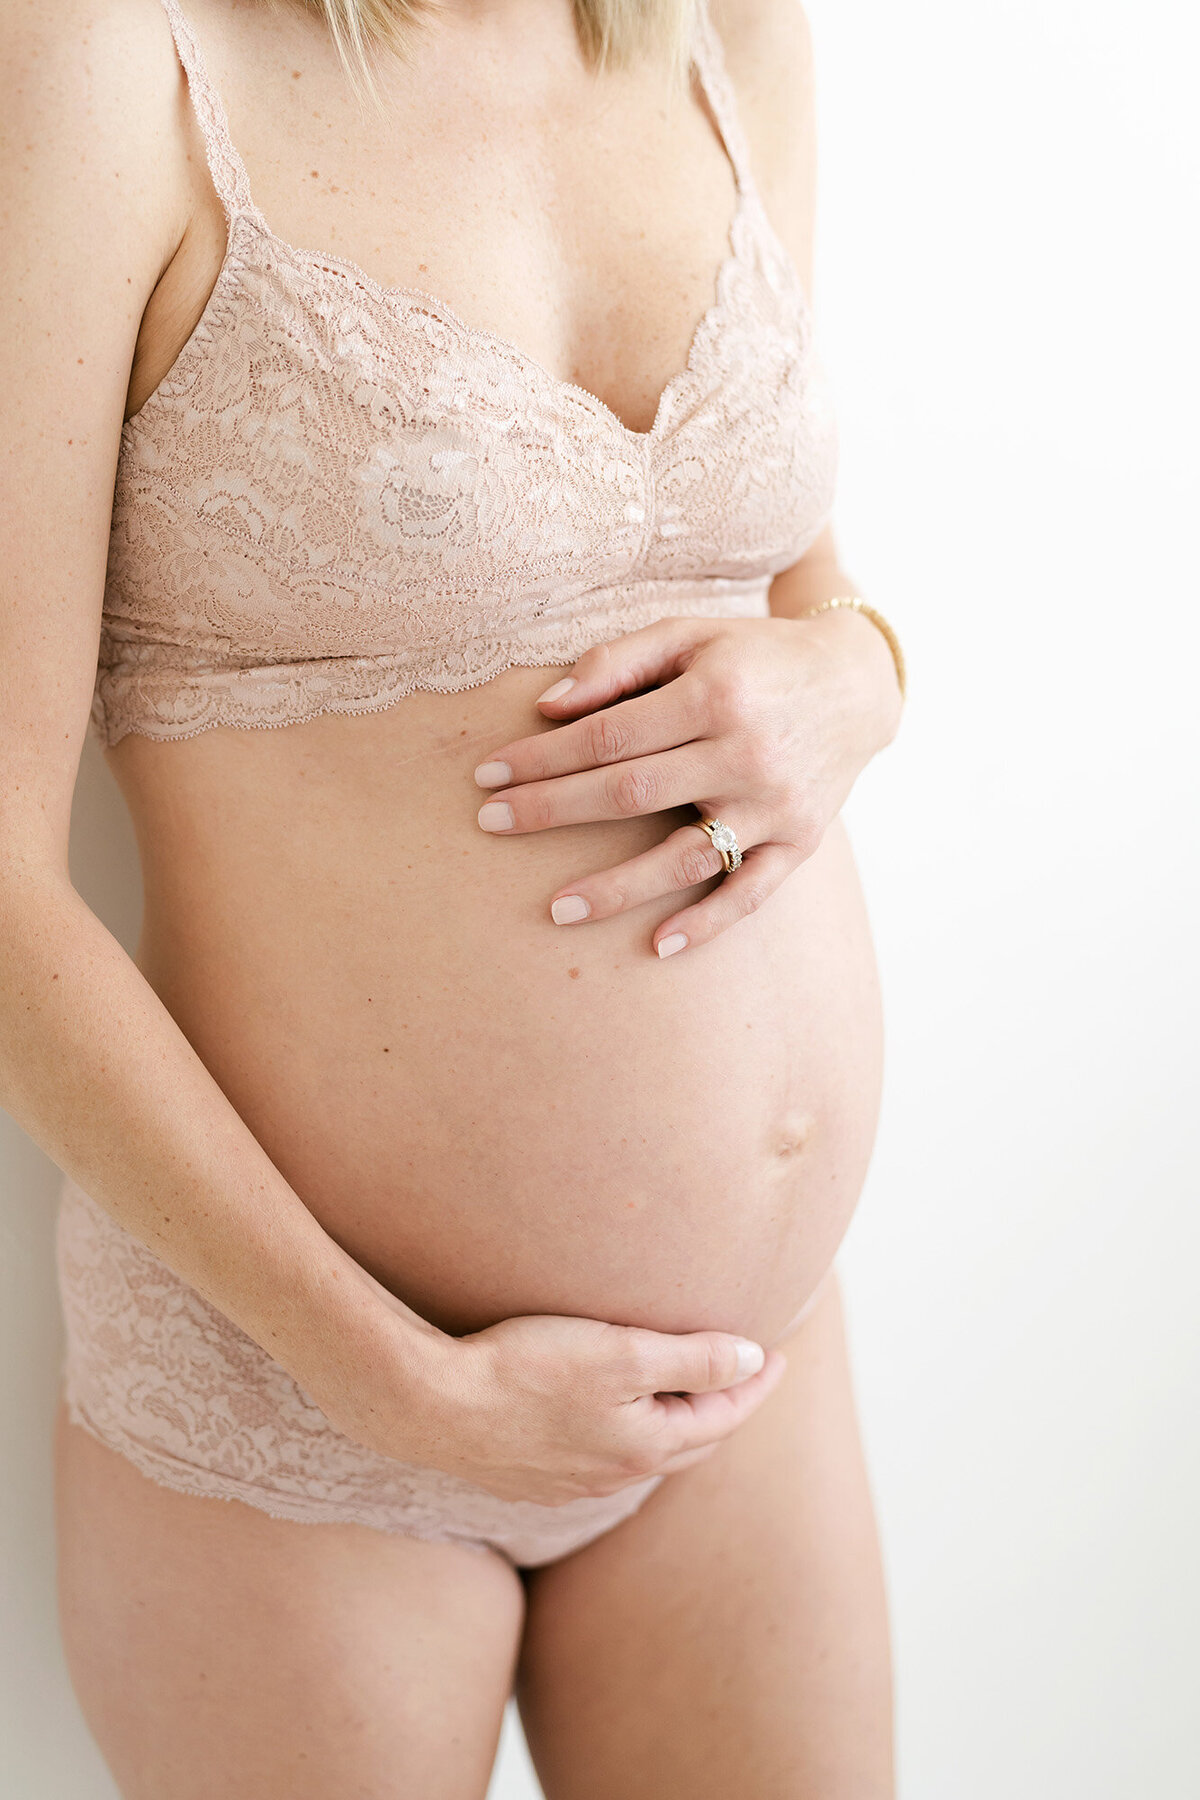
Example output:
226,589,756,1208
801,595,906,703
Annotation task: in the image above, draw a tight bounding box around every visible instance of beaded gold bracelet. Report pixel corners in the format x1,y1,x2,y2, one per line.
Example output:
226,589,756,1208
802,595,907,703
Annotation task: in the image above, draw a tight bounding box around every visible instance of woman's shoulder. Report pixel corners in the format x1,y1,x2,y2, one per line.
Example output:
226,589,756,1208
705,0,819,284
1,0,180,107
1,0,196,311
1,0,194,216
706,0,815,101
705,0,817,173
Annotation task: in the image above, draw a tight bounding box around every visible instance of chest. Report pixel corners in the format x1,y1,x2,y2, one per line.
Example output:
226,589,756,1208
110,0,838,670
164,0,794,438
115,200,835,627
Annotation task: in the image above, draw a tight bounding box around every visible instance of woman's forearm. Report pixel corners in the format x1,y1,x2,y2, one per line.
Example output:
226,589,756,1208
0,866,450,1420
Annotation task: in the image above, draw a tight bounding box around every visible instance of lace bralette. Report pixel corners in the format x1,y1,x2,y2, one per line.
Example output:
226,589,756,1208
91,0,839,746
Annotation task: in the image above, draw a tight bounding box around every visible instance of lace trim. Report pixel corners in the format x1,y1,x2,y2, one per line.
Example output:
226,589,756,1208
93,578,776,743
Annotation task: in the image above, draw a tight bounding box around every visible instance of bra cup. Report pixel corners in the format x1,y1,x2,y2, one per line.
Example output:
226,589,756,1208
93,0,839,746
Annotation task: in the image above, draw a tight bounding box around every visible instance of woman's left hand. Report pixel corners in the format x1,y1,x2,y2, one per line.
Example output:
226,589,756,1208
473,611,903,957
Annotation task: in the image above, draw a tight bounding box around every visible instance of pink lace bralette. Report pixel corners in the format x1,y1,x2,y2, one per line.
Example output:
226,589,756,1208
90,0,839,747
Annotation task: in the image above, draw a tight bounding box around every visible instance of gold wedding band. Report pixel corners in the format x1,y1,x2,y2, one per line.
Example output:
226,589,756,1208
694,815,742,873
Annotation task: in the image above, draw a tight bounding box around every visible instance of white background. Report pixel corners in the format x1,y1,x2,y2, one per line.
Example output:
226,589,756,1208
2,1,1197,1794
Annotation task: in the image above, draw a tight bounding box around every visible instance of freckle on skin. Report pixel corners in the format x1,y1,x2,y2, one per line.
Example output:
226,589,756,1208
568,967,580,979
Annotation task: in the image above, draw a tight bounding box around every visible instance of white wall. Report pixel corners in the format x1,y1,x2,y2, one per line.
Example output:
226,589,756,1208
2,1,1196,1795
812,0,1200,1793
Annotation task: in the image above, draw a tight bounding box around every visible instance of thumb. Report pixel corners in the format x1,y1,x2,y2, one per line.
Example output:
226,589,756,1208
626,1327,767,1397
534,618,710,715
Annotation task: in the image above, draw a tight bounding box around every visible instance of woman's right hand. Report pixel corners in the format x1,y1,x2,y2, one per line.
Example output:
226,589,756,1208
437,1311,787,1505
283,1244,785,1506
313,1290,785,1506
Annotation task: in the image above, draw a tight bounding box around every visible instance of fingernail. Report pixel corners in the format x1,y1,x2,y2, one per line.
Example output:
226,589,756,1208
733,1338,765,1379
478,801,514,832
474,760,512,788
656,932,688,959
536,677,576,705
551,895,590,924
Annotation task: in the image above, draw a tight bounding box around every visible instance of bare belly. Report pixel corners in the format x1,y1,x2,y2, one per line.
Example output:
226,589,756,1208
110,665,883,1346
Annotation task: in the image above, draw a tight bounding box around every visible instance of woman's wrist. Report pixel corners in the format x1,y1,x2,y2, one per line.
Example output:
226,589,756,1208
790,601,905,752
256,1224,475,1461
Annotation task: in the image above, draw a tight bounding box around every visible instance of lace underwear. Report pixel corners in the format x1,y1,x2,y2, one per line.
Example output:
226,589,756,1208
56,1172,834,1564
56,1172,666,1568
91,0,839,746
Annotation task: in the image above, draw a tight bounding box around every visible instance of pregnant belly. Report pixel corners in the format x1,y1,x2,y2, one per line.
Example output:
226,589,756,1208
116,668,884,1346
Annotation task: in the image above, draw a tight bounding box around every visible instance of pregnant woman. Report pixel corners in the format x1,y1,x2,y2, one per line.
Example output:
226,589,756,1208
1,0,903,1792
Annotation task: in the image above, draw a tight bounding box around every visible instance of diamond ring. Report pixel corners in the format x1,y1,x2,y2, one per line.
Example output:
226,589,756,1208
694,815,742,873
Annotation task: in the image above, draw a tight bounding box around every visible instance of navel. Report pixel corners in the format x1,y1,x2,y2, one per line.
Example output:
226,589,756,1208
773,1111,818,1160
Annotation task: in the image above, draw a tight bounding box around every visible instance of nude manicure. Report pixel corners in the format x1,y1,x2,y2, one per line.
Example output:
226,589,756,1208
474,760,512,787
551,895,590,924
536,677,576,704
656,932,688,958
733,1339,765,1379
477,801,514,832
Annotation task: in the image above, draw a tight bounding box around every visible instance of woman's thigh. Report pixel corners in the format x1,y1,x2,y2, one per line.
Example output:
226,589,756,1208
54,1400,525,1800
514,1275,894,1800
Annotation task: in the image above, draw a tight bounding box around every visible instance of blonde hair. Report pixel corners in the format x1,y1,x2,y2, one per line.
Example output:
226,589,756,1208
298,0,697,104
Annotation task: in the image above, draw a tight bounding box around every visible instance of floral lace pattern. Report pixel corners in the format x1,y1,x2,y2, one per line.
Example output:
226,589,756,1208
57,1174,663,1566
90,0,839,746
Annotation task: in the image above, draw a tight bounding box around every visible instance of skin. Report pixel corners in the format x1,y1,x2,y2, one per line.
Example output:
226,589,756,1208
56,1274,892,1799
3,0,896,1789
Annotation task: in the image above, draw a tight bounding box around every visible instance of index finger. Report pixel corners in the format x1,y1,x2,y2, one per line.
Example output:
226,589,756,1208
473,676,708,790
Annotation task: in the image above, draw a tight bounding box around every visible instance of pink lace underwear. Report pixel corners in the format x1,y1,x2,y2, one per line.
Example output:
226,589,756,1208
55,1173,665,1568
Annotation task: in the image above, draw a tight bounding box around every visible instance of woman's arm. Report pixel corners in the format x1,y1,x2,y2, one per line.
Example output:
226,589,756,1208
0,0,450,1431
0,0,781,1505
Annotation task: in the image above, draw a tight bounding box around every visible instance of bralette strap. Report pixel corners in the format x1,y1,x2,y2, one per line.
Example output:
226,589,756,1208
690,0,758,198
157,0,257,221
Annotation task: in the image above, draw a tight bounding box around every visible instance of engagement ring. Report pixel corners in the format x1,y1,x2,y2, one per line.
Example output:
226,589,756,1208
694,815,742,873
